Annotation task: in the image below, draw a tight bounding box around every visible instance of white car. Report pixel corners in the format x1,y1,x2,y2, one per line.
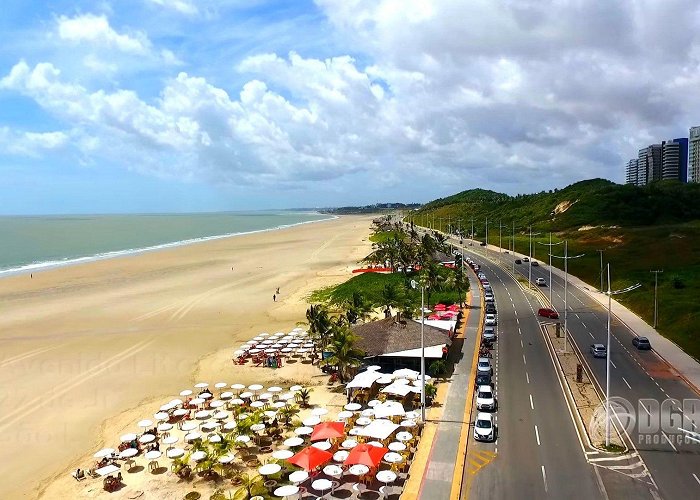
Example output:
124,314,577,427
477,357,493,375
485,313,497,326
484,294,494,303
476,385,497,411
482,327,497,342
474,412,496,442
535,277,546,286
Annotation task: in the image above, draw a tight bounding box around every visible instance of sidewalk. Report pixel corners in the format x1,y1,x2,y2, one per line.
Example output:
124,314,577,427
412,272,482,500
485,241,700,396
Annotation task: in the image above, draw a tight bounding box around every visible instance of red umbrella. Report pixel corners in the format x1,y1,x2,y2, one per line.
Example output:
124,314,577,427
287,446,333,471
447,304,460,312
433,303,447,311
427,314,440,320
440,312,456,318
344,443,389,468
310,421,345,442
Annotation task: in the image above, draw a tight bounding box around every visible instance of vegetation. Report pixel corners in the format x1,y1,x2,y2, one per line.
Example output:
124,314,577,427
408,179,700,359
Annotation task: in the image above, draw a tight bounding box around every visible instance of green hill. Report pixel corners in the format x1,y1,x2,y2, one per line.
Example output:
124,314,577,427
411,179,700,360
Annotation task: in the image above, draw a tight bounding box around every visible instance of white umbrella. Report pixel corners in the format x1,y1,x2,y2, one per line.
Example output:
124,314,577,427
341,439,358,449
180,422,197,432
365,365,382,371
231,383,246,391
239,392,253,399
163,436,179,445
201,422,220,432
200,393,212,400
230,398,245,406
323,464,344,478
312,478,333,497
190,398,205,405
311,408,329,417
194,382,209,389
289,470,309,484
220,391,234,399
376,376,394,385
137,419,153,428
311,441,332,451
283,437,304,447
278,392,295,401
259,463,282,475
383,452,403,463
388,442,406,452
234,435,250,444
184,432,202,442
93,448,115,458
215,382,228,389
367,400,381,407
219,454,236,464
303,416,321,427
333,450,349,462
213,411,228,420
294,426,313,436
120,433,137,443
349,464,369,476
259,393,273,400
145,450,162,460
120,448,138,459
250,401,265,408
138,434,156,444
191,451,207,462
393,368,419,380
223,421,237,431
367,441,384,447
401,419,418,428
154,411,169,421
405,411,420,420
272,401,286,409
344,403,362,411
259,333,270,337
377,470,397,487
396,431,413,442
272,449,294,460
359,419,400,440
167,448,185,459
356,417,372,426
251,423,266,432
208,435,222,443
195,410,211,420
173,409,188,417
210,400,225,408
179,389,193,397
274,485,300,499
268,386,283,393
289,385,303,392
233,350,245,356
338,411,353,420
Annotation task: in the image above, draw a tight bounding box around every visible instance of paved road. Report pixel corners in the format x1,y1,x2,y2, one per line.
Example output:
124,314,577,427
479,245,700,499
461,250,603,499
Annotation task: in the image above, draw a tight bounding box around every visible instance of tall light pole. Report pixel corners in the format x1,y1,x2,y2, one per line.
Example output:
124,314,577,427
597,249,604,292
411,278,429,423
537,232,563,305
528,226,541,289
604,265,641,446
471,218,475,243
485,217,489,258
512,222,517,274
650,269,663,328
549,241,584,352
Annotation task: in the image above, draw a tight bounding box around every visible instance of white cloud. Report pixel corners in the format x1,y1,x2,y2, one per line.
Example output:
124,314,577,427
57,13,148,53
147,0,199,15
0,127,69,157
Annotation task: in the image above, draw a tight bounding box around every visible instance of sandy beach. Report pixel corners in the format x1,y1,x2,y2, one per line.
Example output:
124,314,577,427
0,215,374,499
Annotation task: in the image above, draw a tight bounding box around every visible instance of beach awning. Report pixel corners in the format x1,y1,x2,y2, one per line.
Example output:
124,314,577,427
381,383,414,397
346,370,385,389
310,422,345,442
344,443,389,468
358,419,400,440
381,345,446,359
287,446,333,471
392,369,419,379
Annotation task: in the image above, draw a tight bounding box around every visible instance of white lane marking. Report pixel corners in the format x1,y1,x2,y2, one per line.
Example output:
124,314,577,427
588,331,595,339
530,394,534,410
523,354,527,365
535,425,541,445
693,473,700,486
526,372,530,384
520,338,524,348
640,404,652,416
541,465,548,492
610,360,617,369
662,431,678,452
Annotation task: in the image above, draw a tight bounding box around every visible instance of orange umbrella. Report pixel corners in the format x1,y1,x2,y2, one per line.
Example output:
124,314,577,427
310,421,345,442
344,443,388,468
287,446,333,471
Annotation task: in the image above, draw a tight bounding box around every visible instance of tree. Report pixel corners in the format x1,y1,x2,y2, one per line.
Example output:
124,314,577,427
232,473,265,500
429,360,448,380
345,291,372,324
380,283,403,316
306,304,332,350
322,325,365,383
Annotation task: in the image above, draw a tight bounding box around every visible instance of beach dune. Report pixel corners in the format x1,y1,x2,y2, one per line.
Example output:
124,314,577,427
0,215,373,499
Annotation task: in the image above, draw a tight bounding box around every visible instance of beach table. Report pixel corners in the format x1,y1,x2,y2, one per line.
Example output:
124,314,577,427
272,449,294,460
167,448,185,459
284,437,304,448
344,403,362,411
388,442,406,452
311,441,332,451
323,464,343,478
341,439,358,449
383,452,403,464
312,478,333,497
95,464,120,477
333,450,349,462
289,470,309,484
274,484,300,500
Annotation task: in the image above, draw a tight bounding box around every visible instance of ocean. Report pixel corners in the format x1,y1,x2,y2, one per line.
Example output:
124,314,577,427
0,212,333,276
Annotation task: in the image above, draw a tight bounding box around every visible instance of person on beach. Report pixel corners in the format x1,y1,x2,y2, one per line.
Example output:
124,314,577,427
276,287,280,294
273,294,276,302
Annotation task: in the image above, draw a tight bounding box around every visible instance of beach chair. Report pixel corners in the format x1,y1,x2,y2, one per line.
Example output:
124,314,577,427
71,470,85,481
88,468,100,478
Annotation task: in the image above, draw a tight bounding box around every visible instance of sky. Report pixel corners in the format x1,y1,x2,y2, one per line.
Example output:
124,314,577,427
1,0,699,214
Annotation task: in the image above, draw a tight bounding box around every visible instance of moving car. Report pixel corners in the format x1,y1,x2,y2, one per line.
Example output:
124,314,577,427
633,336,652,350
538,308,559,319
483,326,496,342
477,357,493,375
474,412,496,442
535,277,547,286
476,385,497,411
590,343,607,358
515,259,522,264
485,313,497,326
523,257,529,262
480,241,487,246
531,261,539,267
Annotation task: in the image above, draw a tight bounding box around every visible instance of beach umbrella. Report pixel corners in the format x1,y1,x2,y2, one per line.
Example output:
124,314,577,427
220,391,233,400
173,408,188,417
219,454,236,464
344,403,362,411
215,382,228,389
201,422,220,432
208,435,222,443
388,442,406,452
137,419,153,428
194,382,209,389
195,410,211,420
294,426,313,436
258,463,282,476
200,393,212,400
120,448,138,459
348,464,370,476
290,385,303,391
239,392,253,399
289,470,309,484
184,432,202,442
344,443,388,468
433,303,447,311
210,400,225,409
377,470,398,489
213,411,228,420
283,437,304,447
259,392,273,400
259,332,270,337
274,485,300,499
311,478,333,497
338,411,353,420
120,433,137,443
303,416,321,427
145,450,162,461
167,448,185,459
365,365,381,371
250,401,265,409
191,451,207,462
163,435,179,445
223,421,237,431
268,386,283,393
383,452,403,463
231,383,246,391
272,449,294,460
234,435,250,444
310,421,345,442
190,397,205,405
93,448,115,458
154,411,169,421
311,441,332,451
287,446,333,471
393,368,419,379
311,407,329,417
157,422,173,432
396,431,413,442
341,439,358,449
333,450,349,462
179,389,193,397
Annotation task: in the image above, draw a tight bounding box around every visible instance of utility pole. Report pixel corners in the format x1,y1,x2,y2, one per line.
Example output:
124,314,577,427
498,219,503,253
538,233,563,305
597,249,604,292
550,241,584,352
528,226,541,288
650,270,663,328
512,221,516,274
471,218,474,243
485,217,489,258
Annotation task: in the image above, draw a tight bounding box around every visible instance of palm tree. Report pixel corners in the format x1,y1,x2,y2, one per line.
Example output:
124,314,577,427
306,304,332,350
232,473,265,500
345,291,372,324
296,387,312,408
322,325,365,383
278,404,300,426
380,282,403,317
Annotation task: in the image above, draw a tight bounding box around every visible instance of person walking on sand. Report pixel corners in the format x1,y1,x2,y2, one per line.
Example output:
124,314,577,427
273,294,276,302
276,287,280,294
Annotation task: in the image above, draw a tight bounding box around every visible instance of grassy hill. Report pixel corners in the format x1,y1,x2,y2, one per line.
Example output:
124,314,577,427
410,180,700,359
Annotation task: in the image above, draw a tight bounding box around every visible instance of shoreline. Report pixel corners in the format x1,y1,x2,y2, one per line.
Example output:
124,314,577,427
0,214,373,499
0,212,336,278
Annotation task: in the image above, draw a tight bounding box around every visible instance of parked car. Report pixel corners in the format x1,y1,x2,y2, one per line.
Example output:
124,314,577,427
477,357,493,375
538,308,559,319
474,412,496,442
535,277,547,286
590,343,607,358
515,259,522,264
633,337,652,350
523,257,529,262
476,385,497,411
531,261,539,267
483,327,497,342
475,372,492,388
484,294,495,303
485,314,497,326
480,241,487,246
485,303,497,314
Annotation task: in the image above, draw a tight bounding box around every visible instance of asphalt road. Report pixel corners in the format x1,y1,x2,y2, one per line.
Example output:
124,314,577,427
480,244,700,499
461,249,603,499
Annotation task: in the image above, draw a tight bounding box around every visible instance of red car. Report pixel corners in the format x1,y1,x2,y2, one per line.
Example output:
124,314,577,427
538,308,559,319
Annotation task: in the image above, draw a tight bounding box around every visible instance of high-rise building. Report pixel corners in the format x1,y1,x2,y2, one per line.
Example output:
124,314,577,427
638,144,661,183
689,126,700,183
660,138,688,182
625,159,639,185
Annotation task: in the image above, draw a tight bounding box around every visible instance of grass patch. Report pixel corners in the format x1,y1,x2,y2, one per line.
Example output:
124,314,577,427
369,230,404,244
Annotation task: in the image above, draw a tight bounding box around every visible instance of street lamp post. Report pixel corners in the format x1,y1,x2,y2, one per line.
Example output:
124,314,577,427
597,249,604,292
528,226,541,289
512,222,517,274
537,232,563,305
549,241,584,352
604,264,641,446
411,279,429,423
485,217,489,258
650,269,663,328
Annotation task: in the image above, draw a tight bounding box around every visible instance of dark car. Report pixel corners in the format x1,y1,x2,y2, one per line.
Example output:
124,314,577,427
480,241,487,246
485,303,497,314
633,337,652,350
531,261,539,267
475,372,493,388
515,259,522,264
538,308,559,319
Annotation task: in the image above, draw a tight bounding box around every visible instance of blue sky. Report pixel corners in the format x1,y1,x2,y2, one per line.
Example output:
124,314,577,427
1,1,699,214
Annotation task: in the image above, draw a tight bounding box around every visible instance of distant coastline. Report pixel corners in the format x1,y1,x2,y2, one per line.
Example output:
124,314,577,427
0,211,336,277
